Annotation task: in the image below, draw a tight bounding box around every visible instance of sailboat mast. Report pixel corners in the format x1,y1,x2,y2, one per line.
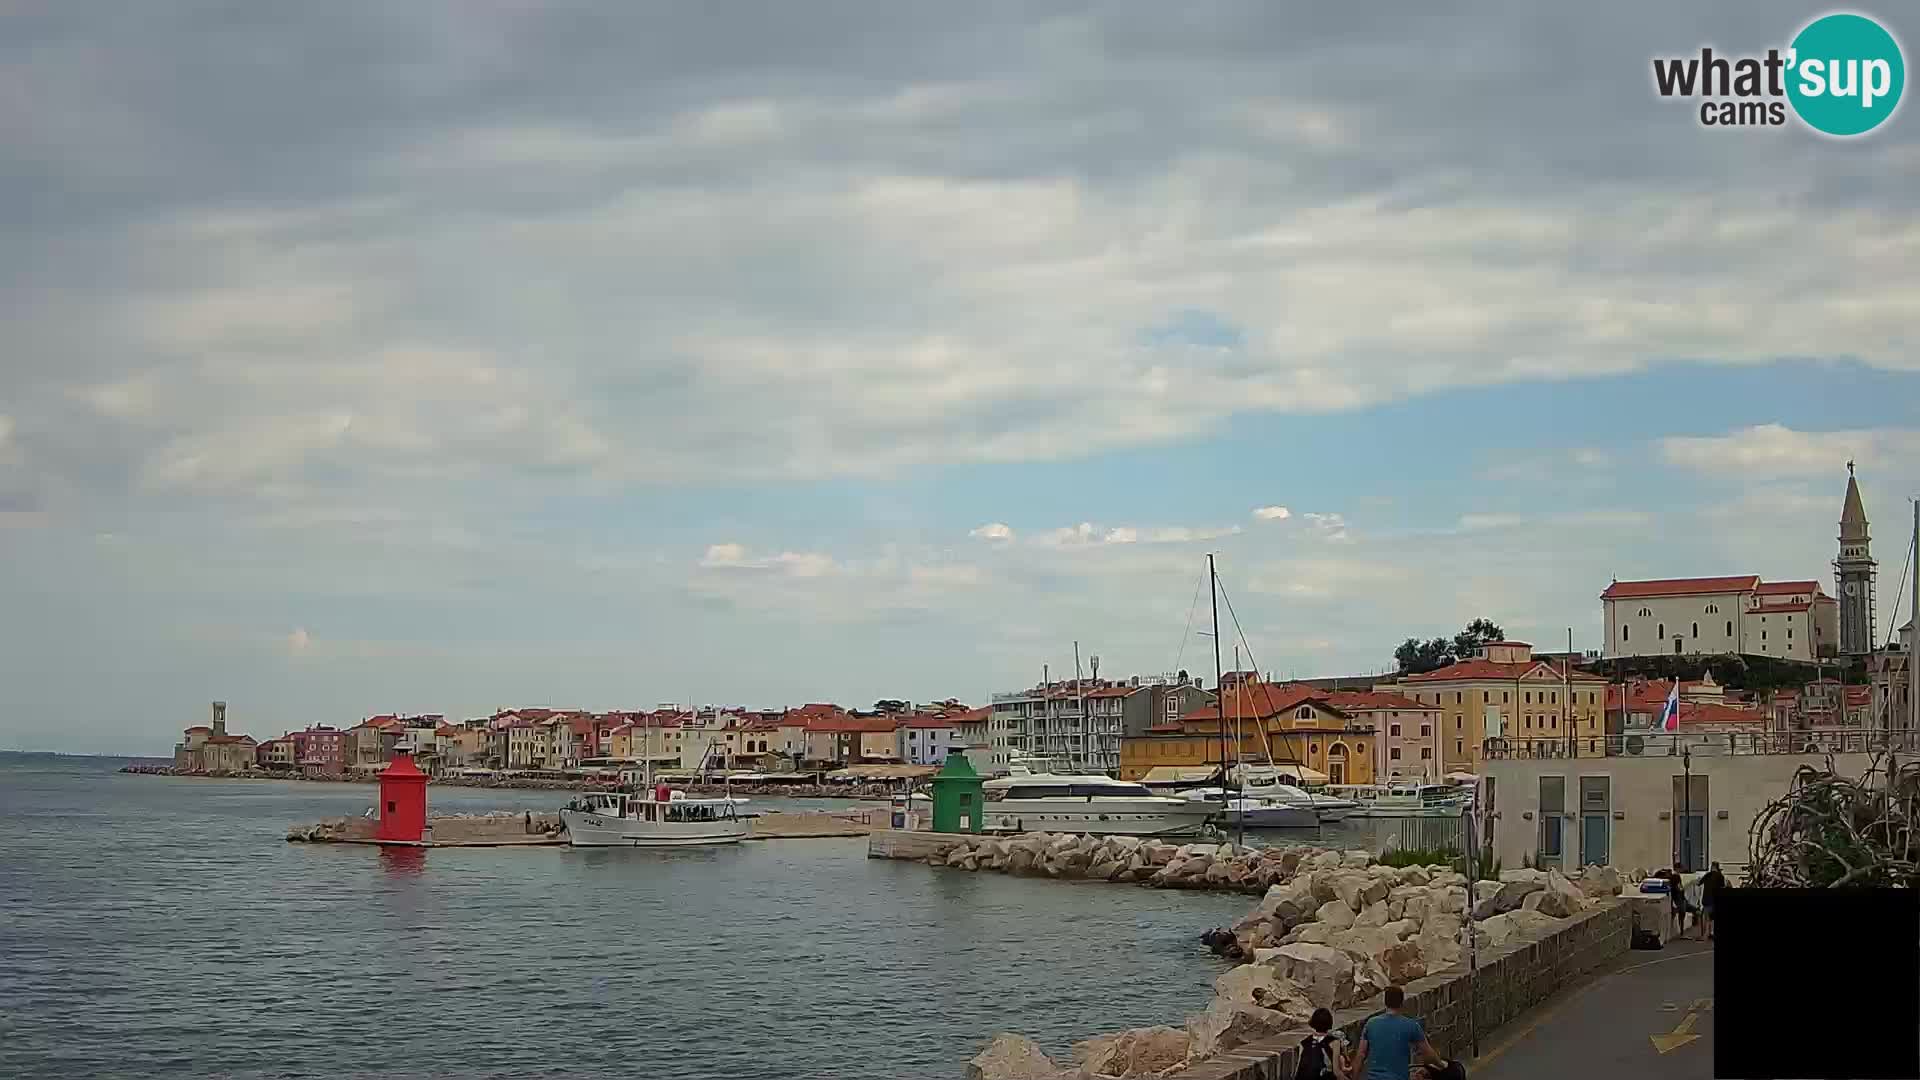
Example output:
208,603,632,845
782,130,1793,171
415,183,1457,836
1208,554,1238,844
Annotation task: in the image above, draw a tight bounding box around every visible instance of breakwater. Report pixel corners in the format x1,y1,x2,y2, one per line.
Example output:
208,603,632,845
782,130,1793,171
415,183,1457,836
864,831,1632,1079
288,808,878,846
120,764,906,800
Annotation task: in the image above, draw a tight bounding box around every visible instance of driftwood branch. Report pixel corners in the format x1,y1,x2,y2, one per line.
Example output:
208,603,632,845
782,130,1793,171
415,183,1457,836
1747,752,1920,888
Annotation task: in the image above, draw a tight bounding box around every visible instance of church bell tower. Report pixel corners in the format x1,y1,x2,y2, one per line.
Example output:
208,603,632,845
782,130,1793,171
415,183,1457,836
1836,461,1876,655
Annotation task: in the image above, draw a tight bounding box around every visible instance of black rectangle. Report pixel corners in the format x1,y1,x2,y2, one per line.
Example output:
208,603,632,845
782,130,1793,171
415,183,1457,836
1715,889,1919,1079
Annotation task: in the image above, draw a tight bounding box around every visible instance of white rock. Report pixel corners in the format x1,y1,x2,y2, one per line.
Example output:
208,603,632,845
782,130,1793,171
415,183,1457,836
1315,899,1357,930
1186,998,1300,1062
1381,919,1419,941
1074,1025,1190,1079
1291,922,1337,945
1354,901,1390,928
1265,942,1357,1009
1342,849,1372,868
1498,868,1547,884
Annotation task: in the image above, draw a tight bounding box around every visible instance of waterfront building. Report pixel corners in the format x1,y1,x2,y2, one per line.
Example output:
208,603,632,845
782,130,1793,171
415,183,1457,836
291,725,348,775
1118,679,1376,785
1483,725,1920,875
1322,690,1443,783
1870,620,1914,732
255,735,296,770
949,706,997,773
901,714,962,765
1835,462,1877,655
173,702,258,773
1601,575,1838,663
1386,642,1607,772
991,674,1213,775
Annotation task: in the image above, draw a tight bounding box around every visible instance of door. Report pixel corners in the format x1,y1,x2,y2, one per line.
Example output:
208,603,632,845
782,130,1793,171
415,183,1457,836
1579,776,1610,867
1537,776,1565,869
1672,774,1708,871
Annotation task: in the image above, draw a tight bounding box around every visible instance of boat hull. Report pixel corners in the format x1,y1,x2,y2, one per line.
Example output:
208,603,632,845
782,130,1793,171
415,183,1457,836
981,804,1216,836
560,809,752,847
1228,805,1319,829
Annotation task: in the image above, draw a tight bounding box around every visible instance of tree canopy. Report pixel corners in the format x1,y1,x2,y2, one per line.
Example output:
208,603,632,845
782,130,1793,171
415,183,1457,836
1393,618,1508,675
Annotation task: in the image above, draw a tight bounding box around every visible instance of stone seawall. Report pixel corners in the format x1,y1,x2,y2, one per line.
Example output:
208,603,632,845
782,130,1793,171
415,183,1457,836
1179,899,1633,1080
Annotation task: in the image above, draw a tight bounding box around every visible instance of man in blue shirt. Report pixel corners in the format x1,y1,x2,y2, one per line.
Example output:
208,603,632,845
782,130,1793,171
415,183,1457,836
1350,986,1448,1080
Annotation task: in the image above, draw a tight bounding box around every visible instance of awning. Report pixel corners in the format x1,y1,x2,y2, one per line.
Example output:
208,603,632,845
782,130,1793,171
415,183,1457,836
1237,763,1328,786
1138,766,1219,785
824,764,937,781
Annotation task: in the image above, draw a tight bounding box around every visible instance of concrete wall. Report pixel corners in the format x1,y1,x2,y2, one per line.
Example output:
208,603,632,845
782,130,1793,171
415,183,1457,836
1180,899,1634,1080
1484,749,1875,875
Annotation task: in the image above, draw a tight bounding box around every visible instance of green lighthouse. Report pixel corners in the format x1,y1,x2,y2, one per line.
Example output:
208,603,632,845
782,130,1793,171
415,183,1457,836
929,748,986,834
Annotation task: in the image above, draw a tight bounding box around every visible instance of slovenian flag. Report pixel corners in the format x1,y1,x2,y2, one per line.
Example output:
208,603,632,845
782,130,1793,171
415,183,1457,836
1659,683,1681,732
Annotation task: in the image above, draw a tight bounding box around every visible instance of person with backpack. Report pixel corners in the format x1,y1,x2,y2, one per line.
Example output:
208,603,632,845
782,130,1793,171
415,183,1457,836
1295,1007,1349,1080
1350,986,1449,1080
1698,862,1726,941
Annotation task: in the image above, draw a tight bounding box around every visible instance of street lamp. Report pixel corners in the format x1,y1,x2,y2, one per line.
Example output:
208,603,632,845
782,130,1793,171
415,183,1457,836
1679,741,1693,872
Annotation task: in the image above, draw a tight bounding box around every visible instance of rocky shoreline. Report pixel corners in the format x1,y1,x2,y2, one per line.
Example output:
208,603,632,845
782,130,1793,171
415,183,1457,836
118,764,904,800
937,834,1630,1079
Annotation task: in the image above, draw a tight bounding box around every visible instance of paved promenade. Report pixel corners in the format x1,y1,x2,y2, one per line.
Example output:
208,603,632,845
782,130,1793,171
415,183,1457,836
1470,939,1714,1080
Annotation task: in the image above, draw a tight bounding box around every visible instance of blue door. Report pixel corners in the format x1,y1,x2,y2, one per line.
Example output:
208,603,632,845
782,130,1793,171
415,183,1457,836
1581,813,1609,867
1676,814,1706,871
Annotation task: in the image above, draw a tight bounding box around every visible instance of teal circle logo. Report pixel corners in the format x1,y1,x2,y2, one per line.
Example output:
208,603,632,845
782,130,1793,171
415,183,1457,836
1786,13,1905,136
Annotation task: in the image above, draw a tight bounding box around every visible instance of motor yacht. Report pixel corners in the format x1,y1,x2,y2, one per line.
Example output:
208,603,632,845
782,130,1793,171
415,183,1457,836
981,773,1219,835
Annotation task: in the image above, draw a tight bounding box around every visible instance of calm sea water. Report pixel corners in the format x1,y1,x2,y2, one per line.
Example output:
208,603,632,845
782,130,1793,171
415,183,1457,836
0,754,1259,1079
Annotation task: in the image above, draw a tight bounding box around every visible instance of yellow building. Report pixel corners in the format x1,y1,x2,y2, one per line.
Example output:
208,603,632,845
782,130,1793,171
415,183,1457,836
1119,681,1376,786
1384,641,1608,772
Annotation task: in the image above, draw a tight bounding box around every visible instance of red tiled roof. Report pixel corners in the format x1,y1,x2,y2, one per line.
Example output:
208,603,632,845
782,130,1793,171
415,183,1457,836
1407,658,1605,684
1085,684,1143,699
568,717,594,736
1324,690,1437,712
1180,682,1331,723
948,706,991,724
901,714,960,729
1681,703,1765,726
805,715,900,734
1602,575,1760,599
1145,721,1184,733
1756,580,1821,596
184,725,212,733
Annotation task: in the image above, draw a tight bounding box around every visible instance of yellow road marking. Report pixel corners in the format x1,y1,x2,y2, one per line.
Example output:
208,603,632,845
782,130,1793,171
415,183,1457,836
1651,1001,1707,1054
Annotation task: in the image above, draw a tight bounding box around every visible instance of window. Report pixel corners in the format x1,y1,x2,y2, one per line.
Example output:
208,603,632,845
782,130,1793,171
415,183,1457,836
1502,692,1510,703
1390,747,1401,760
1455,739,1463,755
1762,630,1768,641
1623,625,1630,642
1295,705,1315,720
1706,603,1719,614
1639,607,1652,617
1726,620,1733,637
1525,692,1532,704
1657,622,1665,639
1457,692,1463,705
1455,717,1462,730
1482,691,1489,703
1787,628,1793,639
1389,724,1401,736
1691,622,1698,638
1421,748,1432,759
1421,724,1431,736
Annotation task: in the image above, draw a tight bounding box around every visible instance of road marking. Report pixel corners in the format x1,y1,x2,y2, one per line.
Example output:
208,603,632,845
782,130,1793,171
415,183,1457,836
1470,946,1712,1071
1651,1000,1708,1054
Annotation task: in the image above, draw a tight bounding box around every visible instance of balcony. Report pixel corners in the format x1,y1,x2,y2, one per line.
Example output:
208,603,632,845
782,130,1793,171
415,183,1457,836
1483,729,1920,760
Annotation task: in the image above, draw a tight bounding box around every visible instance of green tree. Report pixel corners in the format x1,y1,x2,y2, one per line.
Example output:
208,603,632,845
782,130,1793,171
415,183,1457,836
872,699,911,714
1393,618,1509,675
1452,618,1507,661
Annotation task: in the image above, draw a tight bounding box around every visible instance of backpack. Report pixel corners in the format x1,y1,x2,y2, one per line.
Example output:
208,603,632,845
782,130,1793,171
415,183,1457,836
1294,1033,1338,1080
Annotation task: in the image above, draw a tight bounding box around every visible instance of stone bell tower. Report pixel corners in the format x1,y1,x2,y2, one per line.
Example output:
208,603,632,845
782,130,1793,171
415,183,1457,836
1836,461,1876,655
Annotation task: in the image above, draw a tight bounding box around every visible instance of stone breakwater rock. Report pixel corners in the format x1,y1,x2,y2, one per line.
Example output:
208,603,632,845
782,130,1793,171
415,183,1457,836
968,1034,1066,1080
1186,998,1304,1062
1578,864,1625,898
1264,942,1357,1009
1072,1026,1191,1079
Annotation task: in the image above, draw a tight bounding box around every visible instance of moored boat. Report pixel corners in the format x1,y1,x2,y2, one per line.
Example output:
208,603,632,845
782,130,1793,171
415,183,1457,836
1180,786,1318,829
981,773,1219,835
560,789,753,847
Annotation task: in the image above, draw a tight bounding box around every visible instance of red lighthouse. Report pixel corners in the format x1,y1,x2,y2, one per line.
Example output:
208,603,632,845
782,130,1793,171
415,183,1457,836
375,752,429,843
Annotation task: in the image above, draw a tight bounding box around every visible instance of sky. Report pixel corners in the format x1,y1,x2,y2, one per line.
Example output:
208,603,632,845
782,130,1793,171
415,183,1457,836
4,3,1919,754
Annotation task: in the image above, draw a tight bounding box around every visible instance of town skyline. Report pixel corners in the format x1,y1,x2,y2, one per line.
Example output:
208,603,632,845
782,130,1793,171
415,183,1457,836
5,3,1918,755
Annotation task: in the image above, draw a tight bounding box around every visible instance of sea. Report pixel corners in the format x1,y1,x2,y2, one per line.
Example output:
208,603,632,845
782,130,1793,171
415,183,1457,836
0,753,1283,1080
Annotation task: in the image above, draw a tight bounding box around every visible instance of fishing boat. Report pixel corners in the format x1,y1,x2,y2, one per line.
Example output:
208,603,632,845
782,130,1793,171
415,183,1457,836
559,788,753,847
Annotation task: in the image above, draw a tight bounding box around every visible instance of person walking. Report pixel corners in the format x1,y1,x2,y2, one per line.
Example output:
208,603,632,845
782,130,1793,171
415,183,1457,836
1350,986,1448,1080
1699,861,1726,940
1294,1007,1349,1080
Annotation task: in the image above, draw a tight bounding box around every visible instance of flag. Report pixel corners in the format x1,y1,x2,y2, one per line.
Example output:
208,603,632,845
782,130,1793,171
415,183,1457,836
1659,683,1681,732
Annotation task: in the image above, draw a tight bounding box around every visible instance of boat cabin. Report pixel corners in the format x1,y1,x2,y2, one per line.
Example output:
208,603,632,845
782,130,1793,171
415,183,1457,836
577,791,741,823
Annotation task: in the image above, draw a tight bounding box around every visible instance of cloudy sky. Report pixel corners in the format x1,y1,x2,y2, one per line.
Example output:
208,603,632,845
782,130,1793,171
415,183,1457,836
4,3,1918,753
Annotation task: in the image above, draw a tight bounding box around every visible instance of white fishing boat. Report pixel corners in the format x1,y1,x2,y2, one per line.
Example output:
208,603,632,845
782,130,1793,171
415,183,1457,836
560,789,753,847
981,773,1219,835
1267,782,1357,823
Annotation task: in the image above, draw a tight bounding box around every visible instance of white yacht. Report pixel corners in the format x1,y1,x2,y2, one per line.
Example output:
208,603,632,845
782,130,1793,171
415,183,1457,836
1268,783,1357,823
560,790,753,847
1328,783,1466,819
1179,787,1318,829
981,773,1219,836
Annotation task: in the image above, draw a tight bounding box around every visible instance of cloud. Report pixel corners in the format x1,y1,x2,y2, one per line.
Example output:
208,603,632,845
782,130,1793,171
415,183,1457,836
969,522,1015,542
1030,521,1241,548
1252,506,1292,521
700,543,838,577
1302,512,1351,542
1661,424,1920,478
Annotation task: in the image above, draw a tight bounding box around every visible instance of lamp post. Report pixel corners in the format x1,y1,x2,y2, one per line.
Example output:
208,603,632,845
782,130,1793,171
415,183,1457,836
1680,741,1693,872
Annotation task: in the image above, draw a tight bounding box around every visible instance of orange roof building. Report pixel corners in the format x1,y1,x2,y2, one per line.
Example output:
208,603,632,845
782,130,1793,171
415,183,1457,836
1601,574,1837,664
